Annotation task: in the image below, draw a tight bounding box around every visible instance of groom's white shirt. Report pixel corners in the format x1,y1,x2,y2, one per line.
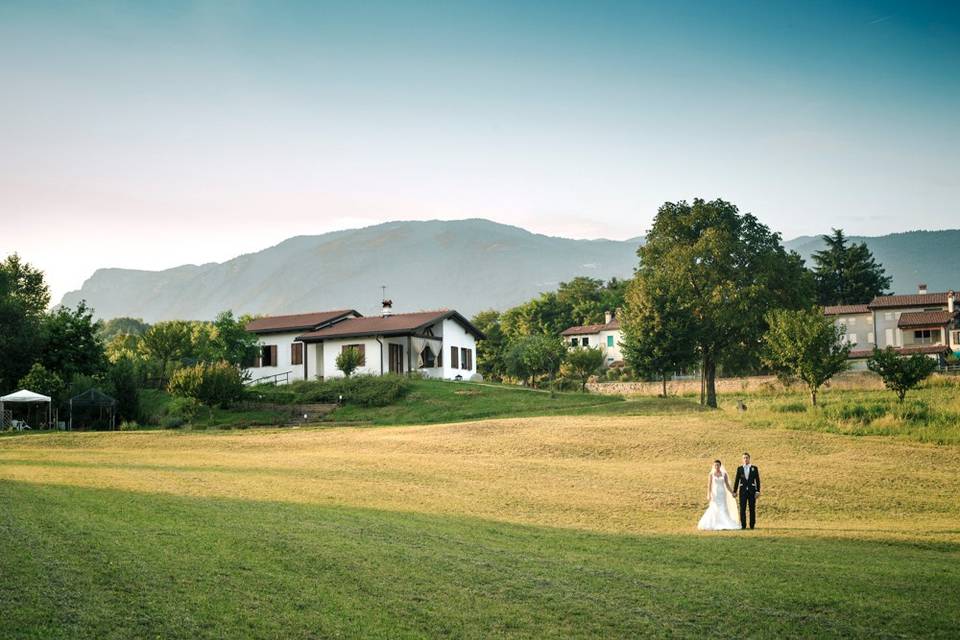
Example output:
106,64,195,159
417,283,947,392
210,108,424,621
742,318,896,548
742,464,751,479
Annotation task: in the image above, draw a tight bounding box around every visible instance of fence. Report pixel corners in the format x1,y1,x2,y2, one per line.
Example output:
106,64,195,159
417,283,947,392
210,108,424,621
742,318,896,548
587,372,886,397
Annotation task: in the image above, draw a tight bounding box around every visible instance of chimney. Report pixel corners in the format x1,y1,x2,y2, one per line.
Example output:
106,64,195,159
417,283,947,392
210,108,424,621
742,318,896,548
918,283,928,295
604,310,613,324
949,291,955,313
382,299,393,317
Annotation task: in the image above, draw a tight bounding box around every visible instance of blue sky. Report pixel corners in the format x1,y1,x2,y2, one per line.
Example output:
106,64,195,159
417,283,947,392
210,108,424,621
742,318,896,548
1,1,958,302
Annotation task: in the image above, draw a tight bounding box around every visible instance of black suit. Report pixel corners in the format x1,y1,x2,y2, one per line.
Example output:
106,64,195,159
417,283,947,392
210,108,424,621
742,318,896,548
733,465,761,529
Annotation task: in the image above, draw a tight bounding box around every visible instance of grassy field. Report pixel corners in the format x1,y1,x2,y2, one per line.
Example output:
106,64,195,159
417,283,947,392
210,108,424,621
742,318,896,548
2,390,959,639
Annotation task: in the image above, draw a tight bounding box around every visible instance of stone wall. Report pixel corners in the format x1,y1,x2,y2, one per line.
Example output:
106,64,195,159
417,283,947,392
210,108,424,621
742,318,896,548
586,372,884,397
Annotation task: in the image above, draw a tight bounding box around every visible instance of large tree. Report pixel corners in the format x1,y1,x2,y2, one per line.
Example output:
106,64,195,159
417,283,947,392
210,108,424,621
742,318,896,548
39,300,107,383
0,255,49,392
472,309,508,381
636,199,814,408
138,320,192,386
762,307,850,406
621,274,698,397
812,229,891,305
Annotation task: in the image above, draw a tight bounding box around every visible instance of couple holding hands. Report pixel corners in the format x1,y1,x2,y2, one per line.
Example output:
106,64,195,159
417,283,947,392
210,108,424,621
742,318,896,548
697,452,761,531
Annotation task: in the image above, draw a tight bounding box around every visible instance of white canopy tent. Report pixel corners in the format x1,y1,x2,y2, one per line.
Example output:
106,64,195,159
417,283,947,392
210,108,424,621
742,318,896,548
0,389,52,430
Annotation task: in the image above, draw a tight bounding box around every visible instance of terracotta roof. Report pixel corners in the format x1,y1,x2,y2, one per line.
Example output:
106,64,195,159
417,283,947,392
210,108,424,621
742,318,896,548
245,309,358,334
898,311,955,329
848,344,951,359
297,310,484,341
561,319,621,336
823,304,870,316
868,290,956,309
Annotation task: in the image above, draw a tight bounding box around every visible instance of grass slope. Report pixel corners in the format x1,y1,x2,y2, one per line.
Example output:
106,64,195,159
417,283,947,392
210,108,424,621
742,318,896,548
2,482,956,639
2,407,960,638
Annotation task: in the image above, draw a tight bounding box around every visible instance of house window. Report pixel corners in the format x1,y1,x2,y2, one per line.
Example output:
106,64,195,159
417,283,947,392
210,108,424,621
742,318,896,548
450,346,459,369
847,317,856,326
607,335,614,347
571,337,579,347
260,345,278,367
291,343,303,365
437,349,443,367
952,330,960,346
419,346,436,368
582,337,589,346
343,344,366,366
914,330,934,344
885,312,894,321
868,332,875,344
461,348,473,371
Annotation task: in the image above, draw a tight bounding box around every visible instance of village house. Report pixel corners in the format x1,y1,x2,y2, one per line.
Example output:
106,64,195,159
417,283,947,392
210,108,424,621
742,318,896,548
244,301,484,383
825,284,960,369
560,311,623,367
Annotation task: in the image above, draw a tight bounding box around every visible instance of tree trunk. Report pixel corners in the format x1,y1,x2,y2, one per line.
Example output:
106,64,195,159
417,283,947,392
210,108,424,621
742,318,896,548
700,356,706,405
810,387,818,406
704,356,717,408
661,372,667,398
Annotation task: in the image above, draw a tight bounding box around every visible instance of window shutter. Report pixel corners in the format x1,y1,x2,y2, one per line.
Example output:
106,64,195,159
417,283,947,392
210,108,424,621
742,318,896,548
270,345,278,366
291,343,303,365
357,344,366,365
451,346,459,369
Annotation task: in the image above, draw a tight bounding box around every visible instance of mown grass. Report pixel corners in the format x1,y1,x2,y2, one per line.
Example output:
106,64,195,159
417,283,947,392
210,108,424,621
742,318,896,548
2,481,957,640
2,408,960,638
323,378,631,425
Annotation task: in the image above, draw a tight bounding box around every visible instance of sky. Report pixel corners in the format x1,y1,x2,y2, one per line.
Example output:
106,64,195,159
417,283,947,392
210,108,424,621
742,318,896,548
2,1,959,304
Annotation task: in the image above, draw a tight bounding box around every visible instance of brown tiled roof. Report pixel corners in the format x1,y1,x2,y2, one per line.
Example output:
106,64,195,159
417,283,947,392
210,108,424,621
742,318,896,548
297,310,484,341
823,304,870,316
245,309,358,333
897,311,955,329
561,319,621,336
849,345,950,359
868,290,956,309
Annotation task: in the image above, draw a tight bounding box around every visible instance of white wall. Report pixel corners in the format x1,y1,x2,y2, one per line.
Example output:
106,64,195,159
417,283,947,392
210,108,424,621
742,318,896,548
440,318,478,380
566,329,622,367
245,331,308,383
322,337,384,379
831,313,875,349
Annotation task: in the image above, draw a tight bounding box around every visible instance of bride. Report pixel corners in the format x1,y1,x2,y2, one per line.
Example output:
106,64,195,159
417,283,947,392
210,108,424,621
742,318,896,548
697,459,740,530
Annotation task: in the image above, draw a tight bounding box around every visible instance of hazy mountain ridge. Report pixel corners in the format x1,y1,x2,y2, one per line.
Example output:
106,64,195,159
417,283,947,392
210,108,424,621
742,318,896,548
62,221,959,322
62,219,643,322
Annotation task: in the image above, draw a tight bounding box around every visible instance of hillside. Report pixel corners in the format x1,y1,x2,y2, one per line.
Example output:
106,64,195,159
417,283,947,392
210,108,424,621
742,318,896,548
61,220,960,322
61,219,640,322
784,229,960,294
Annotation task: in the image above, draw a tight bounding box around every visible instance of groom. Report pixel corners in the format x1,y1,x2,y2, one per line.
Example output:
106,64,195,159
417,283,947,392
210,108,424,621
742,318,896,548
733,452,761,529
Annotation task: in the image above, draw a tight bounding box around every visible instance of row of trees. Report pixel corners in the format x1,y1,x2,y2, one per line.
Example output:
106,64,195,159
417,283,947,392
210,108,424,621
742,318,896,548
472,277,627,385
0,254,259,425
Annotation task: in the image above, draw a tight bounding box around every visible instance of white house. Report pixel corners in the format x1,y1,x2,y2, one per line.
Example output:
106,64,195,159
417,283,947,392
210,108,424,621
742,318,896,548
245,303,484,383
560,311,623,367
825,285,959,369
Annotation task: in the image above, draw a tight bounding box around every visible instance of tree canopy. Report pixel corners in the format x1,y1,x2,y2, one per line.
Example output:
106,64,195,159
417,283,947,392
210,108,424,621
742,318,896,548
635,198,815,407
762,307,850,405
812,229,891,305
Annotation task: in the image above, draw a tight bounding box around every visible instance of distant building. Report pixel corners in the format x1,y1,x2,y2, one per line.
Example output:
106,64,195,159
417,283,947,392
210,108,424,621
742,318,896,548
245,301,484,383
825,284,959,369
560,311,623,367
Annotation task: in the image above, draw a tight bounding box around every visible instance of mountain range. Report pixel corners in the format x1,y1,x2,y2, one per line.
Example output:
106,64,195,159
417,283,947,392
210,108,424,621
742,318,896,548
61,220,958,322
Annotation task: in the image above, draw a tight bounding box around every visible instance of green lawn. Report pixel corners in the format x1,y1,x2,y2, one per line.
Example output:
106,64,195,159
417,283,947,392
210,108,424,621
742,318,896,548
323,378,631,425
2,481,957,639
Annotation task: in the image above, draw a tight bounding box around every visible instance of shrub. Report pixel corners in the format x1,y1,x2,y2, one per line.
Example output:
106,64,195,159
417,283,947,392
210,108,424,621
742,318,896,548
774,402,807,414
823,402,889,424
166,396,201,424
335,347,364,378
168,361,245,408
867,348,938,403
118,420,140,431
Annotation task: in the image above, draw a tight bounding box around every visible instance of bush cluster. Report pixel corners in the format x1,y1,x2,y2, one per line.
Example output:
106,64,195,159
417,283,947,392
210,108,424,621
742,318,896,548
168,361,245,408
247,375,411,408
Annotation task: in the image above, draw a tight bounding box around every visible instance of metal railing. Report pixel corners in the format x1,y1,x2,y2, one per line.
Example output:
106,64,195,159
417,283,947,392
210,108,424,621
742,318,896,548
245,370,293,386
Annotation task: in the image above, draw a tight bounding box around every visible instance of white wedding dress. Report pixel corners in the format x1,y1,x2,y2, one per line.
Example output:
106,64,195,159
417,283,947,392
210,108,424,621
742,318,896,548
697,471,740,530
